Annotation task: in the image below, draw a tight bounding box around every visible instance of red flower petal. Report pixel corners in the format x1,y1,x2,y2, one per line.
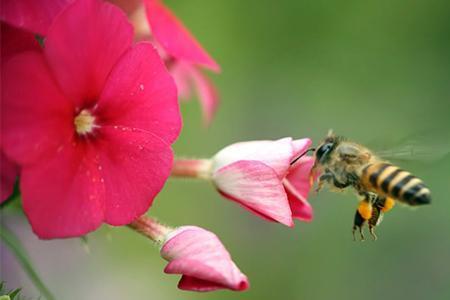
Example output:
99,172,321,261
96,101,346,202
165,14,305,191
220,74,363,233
98,42,181,144
45,0,133,106
1,152,19,203
144,0,220,71
1,22,40,60
99,126,173,225
20,127,172,238
0,0,70,35
21,140,105,239
1,52,73,165
213,160,293,227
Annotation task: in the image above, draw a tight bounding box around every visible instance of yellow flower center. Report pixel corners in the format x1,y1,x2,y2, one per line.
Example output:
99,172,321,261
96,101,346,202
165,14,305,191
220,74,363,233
74,109,96,135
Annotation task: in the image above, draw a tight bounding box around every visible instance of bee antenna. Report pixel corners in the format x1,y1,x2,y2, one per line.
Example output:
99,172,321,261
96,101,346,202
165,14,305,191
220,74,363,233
290,148,316,165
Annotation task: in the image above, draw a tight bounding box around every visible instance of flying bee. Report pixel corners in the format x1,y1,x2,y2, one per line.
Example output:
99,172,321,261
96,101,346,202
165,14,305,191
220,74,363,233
295,131,432,241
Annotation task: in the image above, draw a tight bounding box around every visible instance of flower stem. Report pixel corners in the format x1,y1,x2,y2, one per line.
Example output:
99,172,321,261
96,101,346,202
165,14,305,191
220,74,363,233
0,225,55,300
171,159,212,179
128,215,172,244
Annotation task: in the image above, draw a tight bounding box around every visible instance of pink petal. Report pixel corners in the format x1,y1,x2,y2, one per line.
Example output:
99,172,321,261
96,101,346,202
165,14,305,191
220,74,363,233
285,182,313,222
98,42,181,144
0,0,71,35
144,0,220,71
161,226,249,291
286,157,315,199
170,62,193,100
1,152,19,203
213,160,293,227
170,61,219,126
44,0,133,107
212,138,295,179
169,61,219,125
284,157,315,221
292,138,312,157
178,275,230,292
189,65,219,126
1,51,73,166
1,22,40,60
98,126,173,225
20,139,105,239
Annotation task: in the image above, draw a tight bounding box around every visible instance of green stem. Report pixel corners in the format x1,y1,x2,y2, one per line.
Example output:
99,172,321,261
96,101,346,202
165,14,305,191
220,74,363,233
0,225,55,300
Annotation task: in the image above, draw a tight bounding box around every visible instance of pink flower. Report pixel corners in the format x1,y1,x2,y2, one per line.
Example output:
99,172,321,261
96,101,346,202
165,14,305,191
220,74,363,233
161,226,249,292
211,138,315,227
0,0,72,35
170,61,218,125
143,0,219,71
1,0,181,238
110,0,220,125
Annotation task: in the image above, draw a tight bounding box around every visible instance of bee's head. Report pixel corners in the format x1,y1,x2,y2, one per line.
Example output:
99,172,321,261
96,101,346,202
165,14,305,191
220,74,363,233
315,130,343,165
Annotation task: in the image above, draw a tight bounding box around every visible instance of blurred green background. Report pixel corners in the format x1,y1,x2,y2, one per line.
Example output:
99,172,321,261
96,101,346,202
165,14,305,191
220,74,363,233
3,0,450,299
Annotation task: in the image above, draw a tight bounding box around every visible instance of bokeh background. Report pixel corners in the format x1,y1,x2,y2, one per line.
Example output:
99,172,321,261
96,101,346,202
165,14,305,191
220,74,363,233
2,0,450,299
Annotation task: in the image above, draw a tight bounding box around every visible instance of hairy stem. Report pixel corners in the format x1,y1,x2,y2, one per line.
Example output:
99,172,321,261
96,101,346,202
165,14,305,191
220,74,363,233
171,159,212,179
128,215,172,244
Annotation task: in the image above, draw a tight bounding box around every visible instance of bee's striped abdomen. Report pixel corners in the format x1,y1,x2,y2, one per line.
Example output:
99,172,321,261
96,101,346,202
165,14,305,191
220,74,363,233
361,163,431,205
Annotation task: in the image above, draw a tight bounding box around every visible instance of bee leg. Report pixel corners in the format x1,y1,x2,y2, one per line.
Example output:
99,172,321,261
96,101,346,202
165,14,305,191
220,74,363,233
333,178,351,189
368,225,377,241
352,209,366,241
316,173,333,193
368,198,385,241
353,197,374,241
317,172,350,193
352,225,366,241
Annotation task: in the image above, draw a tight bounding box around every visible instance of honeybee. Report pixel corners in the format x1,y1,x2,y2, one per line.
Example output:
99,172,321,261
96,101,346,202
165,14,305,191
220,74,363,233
301,131,432,241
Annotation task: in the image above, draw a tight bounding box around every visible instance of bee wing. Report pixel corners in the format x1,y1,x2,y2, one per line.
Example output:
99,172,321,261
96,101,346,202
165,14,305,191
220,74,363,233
373,131,450,162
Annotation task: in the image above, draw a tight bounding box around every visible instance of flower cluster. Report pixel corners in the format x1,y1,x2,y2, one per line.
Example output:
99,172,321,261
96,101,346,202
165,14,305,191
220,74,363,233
1,0,315,293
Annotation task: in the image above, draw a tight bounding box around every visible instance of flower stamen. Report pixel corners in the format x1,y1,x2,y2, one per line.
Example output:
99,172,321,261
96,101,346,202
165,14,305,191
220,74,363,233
74,109,96,135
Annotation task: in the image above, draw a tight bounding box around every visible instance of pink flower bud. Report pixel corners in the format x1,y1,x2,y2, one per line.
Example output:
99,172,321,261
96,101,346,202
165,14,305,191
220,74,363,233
161,226,249,292
211,138,315,226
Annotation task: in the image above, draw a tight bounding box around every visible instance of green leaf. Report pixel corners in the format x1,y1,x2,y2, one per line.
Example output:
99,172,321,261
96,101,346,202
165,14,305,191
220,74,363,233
8,289,21,300
0,226,55,300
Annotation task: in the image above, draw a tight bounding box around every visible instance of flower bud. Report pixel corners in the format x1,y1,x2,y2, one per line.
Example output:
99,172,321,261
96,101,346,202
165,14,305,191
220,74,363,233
161,226,249,292
211,138,314,226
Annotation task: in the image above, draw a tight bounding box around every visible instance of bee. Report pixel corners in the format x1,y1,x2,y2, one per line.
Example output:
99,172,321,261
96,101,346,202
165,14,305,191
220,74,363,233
300,131,432,241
